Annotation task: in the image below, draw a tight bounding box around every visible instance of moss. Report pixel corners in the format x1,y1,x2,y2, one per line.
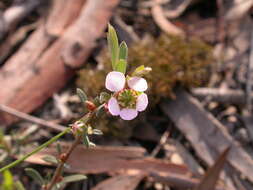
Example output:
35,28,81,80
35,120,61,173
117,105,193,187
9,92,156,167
76,34,213,138
77,34,212,101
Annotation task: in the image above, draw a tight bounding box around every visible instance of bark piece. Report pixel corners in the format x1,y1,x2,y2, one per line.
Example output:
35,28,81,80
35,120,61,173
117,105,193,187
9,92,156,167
21,144,223,189
161,89,253,182
91,174,144,190
0,0,119,124
23,144,189,175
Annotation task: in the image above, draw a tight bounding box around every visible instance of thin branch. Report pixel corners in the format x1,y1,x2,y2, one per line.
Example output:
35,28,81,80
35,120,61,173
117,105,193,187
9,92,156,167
151,0,184,36
45,135,82,190
151,128,170,157
0,128,70,173
191,88,246,105
1,0,42,39
0,104,65,132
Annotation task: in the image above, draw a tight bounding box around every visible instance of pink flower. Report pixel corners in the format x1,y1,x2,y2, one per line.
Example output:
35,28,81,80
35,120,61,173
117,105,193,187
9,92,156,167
105,71,148,120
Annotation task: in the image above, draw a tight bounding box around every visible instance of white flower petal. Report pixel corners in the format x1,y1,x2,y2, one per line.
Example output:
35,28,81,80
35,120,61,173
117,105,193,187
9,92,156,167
120,109,138,120
105,71,126,92
136,93,148,112
108,97,120,116
127,77,147,92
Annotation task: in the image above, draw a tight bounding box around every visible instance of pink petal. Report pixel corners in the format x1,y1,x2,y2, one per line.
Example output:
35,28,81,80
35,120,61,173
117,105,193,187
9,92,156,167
120,109,138,120
136,93,148,112
127,77,147,92
108,97,120,116
105,71,126,92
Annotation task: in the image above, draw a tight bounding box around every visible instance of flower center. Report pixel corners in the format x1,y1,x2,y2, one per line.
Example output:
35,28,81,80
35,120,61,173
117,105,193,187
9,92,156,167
117,89,139,109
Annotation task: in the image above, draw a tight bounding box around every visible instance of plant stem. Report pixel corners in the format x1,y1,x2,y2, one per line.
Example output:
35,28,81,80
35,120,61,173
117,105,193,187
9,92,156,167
45,135,82,190
45,108,99,190
0,128,71,173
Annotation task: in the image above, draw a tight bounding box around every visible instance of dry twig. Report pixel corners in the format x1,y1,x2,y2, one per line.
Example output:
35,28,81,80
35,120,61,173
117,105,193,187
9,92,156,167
0,104,65,131
151,0,184,36
1,0,42,39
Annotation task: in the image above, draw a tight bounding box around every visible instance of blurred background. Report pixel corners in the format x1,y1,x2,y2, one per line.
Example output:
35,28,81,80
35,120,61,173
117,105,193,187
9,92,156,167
0,0,253,189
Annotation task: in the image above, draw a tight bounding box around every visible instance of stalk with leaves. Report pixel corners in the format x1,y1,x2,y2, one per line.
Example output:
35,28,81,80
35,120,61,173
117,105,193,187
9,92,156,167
0,24,151,190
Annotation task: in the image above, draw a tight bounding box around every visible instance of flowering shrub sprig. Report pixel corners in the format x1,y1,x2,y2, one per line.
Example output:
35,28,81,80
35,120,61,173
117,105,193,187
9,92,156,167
105,24,150,120
0,24,150,190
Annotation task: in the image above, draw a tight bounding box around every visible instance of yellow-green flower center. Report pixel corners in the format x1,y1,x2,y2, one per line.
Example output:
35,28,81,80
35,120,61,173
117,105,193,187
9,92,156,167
117,89,139,109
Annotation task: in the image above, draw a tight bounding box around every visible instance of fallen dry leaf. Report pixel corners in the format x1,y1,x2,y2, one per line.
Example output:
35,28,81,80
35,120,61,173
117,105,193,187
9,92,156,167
194,147,230,190
91,174,144,190
22,144,189,175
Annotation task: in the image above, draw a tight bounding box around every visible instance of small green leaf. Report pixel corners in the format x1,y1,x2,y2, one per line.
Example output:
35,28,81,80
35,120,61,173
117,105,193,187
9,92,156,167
134,65,145,73
14,181,26,190
42,155,58,165
96,105,105,117
115,59,127,74
0,128,4,141
99,92,111,104
82,135,90,148
92,129,103,135
107,24,119,70
1,170,14,190
61,174,87,184
132,65,152,77
25,168,45,186
93,96,100,106
56,143,62,155
119,41,128,61
76,88,87,103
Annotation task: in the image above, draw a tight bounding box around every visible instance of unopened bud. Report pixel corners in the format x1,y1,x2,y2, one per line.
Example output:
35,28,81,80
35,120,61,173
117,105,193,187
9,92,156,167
59,153,67,162
85,101,96,111
132,65,152,77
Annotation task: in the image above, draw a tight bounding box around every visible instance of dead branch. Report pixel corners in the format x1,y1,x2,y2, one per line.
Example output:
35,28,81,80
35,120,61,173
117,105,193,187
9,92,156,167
191,88,246,105
1,0,42,39
151,0,184,36
0,104,65,131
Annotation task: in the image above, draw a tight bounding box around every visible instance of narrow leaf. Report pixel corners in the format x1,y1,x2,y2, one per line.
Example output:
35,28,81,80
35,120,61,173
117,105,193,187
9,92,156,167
82,135,90,148
133,65,145,73
14,181,26,190
96,105,106,117
56,143,62,155
132,65,152,77
60,174,87,185
25,168,45,186
1,170,14,190
107,24,119,70
99,92,111,104
194,147,230,190
92,129,103,135
115,59,127,74
119,41,128,61
42,155,58,165
76,88,87,103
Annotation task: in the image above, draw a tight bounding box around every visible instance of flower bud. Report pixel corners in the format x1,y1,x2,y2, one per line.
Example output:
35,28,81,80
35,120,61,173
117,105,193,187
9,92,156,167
85,101,96,111
59,153,67,162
